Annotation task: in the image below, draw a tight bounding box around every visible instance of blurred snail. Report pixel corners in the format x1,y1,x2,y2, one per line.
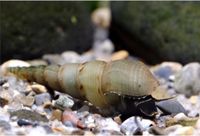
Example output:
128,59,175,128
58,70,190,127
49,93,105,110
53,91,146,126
8,60,186,118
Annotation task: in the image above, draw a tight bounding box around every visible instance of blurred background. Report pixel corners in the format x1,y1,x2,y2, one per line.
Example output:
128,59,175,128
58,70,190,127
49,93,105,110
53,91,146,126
1,1,200,64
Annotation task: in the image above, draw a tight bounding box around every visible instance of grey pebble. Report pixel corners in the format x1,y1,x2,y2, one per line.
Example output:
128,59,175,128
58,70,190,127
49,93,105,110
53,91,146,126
120,116,154,135
174,62,200,96
0,120,11,130
54,95,74,110
10,109,48,122
35,93,51,106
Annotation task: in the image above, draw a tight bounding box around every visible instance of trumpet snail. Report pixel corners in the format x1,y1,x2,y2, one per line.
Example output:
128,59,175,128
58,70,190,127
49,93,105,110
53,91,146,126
8,60,186,118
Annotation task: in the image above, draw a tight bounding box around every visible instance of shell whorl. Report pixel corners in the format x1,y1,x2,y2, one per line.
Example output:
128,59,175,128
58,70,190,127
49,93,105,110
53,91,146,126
8,60,160,108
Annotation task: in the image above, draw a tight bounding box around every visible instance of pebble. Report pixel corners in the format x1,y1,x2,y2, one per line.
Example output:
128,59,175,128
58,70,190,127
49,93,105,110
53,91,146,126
31,84,47,94
114,115,122,125
27,126,49,136
42,125,53,134
96,118,120,133
164,124,183,134
91,7,111,28
0,97,8,107
148,126,165,135
174,113,189,120
0,120,11,130
0,89,12,105
111,50,129,61
155,98,187,115
53,95,74,110
174,62,200,96
94,39,114,61
120,116,154,135
196,118,200,129
151,61,182,80
42,54,66,65
35,93,51,106
27,59,48,66
10,109,48,122
61,51,80,63
84,131,95,136
166,113,198,127
17,119,36,127
189,95,198,104
50,109,62,121
172,126,194,135
62,110,86,129
79,51,94,62
15,94,35,107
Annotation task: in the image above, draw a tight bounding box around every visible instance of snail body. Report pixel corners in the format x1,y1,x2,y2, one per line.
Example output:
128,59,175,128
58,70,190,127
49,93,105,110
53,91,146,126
8,60,186,118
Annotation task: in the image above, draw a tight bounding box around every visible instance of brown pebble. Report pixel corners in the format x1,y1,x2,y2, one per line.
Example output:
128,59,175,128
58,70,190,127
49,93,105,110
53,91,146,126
15,95,35,107
50,109,62,121
111,50,129,61
0,97,9,107
31,84,47,94
52,127,65,133
43,101,53,109
114,115,122,125
0,89,13,103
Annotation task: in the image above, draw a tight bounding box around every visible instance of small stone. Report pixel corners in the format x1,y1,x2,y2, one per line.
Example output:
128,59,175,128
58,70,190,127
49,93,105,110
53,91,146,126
31,84,47,94
0,120,11,130
0,89,13,104
96,117,120,133
10,109,48,122
166,113,198,127
189,95,198,104
0,59,30,76
155,98,187,115
174,113,188,121
174,62,200,96
35,93,51,106
42,125,53,134
120,116,154,135
84,131,95,136
42,54,66,65
28,126,48,136
94,39,114,61
0,77,7,85
173,126,194,135
54,95,74,110
17,119,36,126
71,129,85,135
151,61,182,80
43,101,53,109
164,124,183,134
27,59,48,66
61,51,80,63
196,118,200,129
15,94,35,107
62,110,86,129
111,50,129,61
149,126,165,135
91,7,111,28
114,115,122,125
0,97,9,107
50,109,62,121
79,51,94,62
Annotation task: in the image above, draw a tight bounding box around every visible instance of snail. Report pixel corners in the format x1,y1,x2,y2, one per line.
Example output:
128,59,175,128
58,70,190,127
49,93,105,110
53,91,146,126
8,60,186,118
